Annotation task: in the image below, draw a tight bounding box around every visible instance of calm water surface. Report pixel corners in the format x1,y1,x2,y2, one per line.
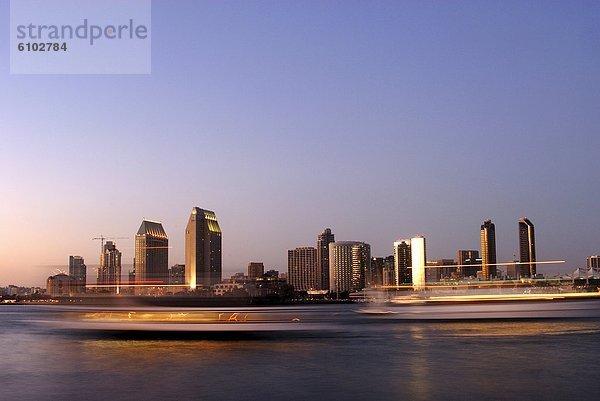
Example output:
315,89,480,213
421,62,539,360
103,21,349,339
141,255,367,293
1,305,600,401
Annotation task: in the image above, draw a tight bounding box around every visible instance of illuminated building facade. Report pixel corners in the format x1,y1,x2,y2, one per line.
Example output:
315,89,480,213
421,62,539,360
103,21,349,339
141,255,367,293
411,236,426,290
98,241,122,293
457,250,480,278
480,220,497,280
382,256,395,286
317,228,335,290
69,256,86,294
329,241,371,293
185,207,222,289
248,262,265,280
288,247,318,291
394,239,412,285
518,218,536,278
134,219,169,289
370,257,384,287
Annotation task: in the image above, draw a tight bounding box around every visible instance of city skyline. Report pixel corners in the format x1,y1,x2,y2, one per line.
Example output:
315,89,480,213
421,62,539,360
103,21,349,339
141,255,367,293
2,1,600,286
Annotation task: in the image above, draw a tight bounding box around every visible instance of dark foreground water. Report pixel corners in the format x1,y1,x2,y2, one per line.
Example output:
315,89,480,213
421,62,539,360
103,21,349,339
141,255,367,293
2,304,600,401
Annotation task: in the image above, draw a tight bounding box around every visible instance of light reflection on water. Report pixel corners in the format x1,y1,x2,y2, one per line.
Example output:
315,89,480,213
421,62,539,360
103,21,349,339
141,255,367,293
2,305,600,400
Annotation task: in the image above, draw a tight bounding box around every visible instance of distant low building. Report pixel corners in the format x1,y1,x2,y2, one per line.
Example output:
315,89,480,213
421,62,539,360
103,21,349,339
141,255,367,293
212,282,245,296
248,262,265,280
47,273,75,297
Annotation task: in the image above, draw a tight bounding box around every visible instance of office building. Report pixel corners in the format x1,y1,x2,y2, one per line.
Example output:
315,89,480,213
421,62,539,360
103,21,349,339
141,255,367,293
248,262,265,280
382,256,395,287
317,228,335,290
185,207,222,289
329,241,371,293
427,259,456,282
47,273,75,297
519,218,536,278
169,264,185,285
457,250,480,278
394,239,412,285
411,236,427,290
98,241,122,293
134,219,169,289
480,220,497,280
370,257,384,287
69,256,86,294
288,247,318,291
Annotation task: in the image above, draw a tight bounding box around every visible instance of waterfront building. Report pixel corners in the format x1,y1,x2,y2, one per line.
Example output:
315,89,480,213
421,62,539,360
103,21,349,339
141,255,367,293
588,256,600,269
382,255,395,287
480,220,497,280
69,256,86,294
411,236,427,290
288,247,318,291
393,239,412,285
457,250,480,278
329,241,371,293
185,207,222,289
134,219,169,290
370,257,384,287
47,273,75,297
427,259,456,282
248,262,265,280
169,264,185,285
519,218,536,277
317,228,335,290
98,241,122,293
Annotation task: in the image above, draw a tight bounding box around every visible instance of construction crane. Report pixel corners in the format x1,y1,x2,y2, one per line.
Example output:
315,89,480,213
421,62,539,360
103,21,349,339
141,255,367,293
92,235,129,255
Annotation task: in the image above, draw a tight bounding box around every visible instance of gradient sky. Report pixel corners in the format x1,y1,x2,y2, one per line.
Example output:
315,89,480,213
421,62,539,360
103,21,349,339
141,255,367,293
1,0,599,286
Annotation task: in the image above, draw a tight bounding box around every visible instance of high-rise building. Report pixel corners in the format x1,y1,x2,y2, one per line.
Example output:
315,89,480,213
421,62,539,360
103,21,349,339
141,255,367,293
329,241,371,293
587,256,600,269
185,207,222,289
317,228,335,290
411,236,427,290
98,241,122,293
169,264,185,285
457,250,480,278
287,247,318,291
480,220,497,280
393,239,412,285
382,256,395,287
370,257,384,287
248,262,265,279
69,256,86,293
134,219,169,290
519,218,536,278
47,273,75,297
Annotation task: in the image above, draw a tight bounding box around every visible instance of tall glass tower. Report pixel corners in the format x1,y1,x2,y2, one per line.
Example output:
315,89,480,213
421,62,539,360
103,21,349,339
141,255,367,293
317,228,335,290
98,241,122,293
518,218,536,278
185,207,222,289
134,219,169,289
480,219,497,280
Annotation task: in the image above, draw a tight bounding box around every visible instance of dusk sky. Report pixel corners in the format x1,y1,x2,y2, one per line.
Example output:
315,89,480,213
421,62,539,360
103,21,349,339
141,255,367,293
1,0,599,286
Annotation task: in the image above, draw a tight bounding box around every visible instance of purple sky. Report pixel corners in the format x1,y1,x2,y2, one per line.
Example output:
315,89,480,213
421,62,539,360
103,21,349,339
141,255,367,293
1,0,599,286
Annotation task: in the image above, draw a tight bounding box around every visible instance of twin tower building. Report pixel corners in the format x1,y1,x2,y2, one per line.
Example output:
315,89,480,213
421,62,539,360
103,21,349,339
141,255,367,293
134,207,222,290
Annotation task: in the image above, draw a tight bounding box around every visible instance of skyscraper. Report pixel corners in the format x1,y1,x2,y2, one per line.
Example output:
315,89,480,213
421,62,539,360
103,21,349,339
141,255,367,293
68,256,86,294
457,250,480,278
98,241,122,293
370,257,384,287
393,239,412,285
288,247,318,291
480,220,497,280
317,228,335,290
518,217,536,278
411,236,427,290
134,219,169,289
329,241,371,293
185,207,222,289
